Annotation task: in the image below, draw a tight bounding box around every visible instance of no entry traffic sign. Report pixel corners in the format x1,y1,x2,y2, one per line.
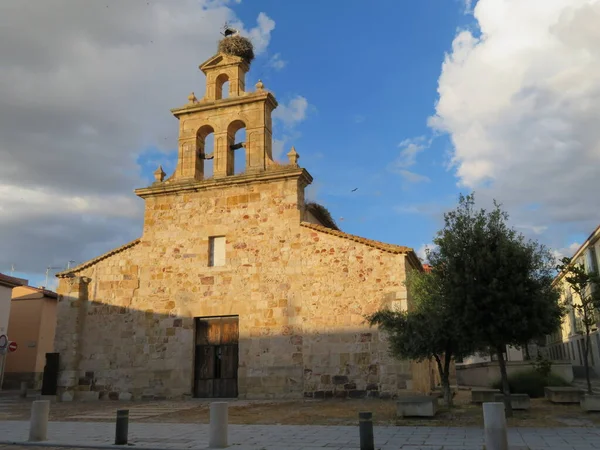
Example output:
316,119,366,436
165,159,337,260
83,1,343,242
7,341,17,353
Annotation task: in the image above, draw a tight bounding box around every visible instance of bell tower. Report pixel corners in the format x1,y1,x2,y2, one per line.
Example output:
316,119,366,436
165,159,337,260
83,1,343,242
170,35,278,181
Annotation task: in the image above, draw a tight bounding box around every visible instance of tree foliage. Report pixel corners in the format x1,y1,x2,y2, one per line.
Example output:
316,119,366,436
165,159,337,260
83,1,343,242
427,193,563,416
368,268,476,407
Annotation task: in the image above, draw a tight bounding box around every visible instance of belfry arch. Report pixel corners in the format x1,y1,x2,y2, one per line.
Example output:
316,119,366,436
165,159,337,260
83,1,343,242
170,51,278,182
215,73,230,100
196,125,215,179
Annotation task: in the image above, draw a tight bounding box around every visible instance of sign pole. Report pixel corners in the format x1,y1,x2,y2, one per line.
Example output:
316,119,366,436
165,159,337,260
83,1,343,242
0,351,6,392
0,335,7,391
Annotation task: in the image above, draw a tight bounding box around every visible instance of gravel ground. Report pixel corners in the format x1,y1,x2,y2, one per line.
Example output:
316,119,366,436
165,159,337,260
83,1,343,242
2,391,599,428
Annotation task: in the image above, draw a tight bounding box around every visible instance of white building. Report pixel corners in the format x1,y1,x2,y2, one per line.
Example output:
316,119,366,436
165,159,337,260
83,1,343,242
0,273,26,337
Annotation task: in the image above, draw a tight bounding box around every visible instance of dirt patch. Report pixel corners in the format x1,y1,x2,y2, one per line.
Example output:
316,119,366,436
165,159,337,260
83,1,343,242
3,391,600,427
140,391,600,427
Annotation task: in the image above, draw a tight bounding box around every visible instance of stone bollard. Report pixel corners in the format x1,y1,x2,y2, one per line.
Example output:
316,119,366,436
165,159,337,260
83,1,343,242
20,381,28,399
358,412,374,450
114,409,129,445
28,400,50,442
209,402,228,448
483,402,508,450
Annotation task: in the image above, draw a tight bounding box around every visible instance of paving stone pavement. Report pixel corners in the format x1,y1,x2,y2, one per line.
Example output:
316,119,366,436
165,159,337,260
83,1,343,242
0,397,34,420
2,421,600,449
66,402,200,420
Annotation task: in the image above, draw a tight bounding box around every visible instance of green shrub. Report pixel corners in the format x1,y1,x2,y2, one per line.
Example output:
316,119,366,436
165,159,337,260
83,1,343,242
491,370,570,398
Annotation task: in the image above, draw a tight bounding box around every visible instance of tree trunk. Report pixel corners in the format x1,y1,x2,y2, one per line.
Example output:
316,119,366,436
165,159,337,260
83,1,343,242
582,307,593,395
434,354,453,408
443,351,453,408
497,345,513,418
584,329,593,395
524,343,531,361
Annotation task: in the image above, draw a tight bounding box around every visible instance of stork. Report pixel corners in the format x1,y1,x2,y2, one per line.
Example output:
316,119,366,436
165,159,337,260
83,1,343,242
221,23,239,37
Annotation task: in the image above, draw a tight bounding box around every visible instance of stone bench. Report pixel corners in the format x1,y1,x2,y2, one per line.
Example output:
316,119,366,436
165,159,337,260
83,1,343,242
396,396,438,418
75,391,100,402
471,388,501,404
580,394,600,411
544,387,584,404
493,393,530,410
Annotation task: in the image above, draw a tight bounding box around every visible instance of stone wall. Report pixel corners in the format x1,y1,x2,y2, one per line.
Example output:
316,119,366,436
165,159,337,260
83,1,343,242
456,360,574,387
55,169,417,400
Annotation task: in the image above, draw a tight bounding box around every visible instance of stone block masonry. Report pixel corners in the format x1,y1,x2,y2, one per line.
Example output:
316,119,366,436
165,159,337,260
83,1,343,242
54,169,418,400
53,44,424,401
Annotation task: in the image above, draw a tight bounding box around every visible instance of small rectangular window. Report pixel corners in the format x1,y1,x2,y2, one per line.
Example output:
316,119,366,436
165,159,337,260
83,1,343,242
588,247,599,275
209,236,226,267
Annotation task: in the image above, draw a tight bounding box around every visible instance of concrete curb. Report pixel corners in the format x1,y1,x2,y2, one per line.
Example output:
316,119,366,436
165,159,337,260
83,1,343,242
0,440,181,450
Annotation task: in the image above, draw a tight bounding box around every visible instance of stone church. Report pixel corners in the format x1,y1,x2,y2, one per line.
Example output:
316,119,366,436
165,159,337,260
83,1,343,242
54,36,425,401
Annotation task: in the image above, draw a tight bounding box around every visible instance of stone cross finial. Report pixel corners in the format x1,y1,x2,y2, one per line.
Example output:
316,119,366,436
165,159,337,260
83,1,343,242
287,146,299,166
154,165,166,182
255,80,264,91
188,92,198,104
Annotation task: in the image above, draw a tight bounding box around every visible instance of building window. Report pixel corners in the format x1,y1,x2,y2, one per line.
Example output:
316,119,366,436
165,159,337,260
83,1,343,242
586,247,599,275
209,236,226,267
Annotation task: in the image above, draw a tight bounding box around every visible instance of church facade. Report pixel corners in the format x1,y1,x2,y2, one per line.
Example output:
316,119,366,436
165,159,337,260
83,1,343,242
54,41,424,401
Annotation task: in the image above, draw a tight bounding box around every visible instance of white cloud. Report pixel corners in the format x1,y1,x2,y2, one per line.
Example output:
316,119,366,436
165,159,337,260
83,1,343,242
269,96,312,161
353,114,366,124
551,242,582,261
268,53,286,70
388,136,431,183
0,0,278,276
247,12,275,55
515,224,548,235
430,0,600,243
397,170,431,183
417,243,438,262
272,138,285,160
273,95,309,127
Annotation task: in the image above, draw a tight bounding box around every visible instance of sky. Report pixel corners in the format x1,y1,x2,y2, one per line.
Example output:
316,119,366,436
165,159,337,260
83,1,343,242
1,0,599,289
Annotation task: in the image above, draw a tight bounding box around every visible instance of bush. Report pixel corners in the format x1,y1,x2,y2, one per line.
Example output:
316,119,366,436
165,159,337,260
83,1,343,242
491,370,570,398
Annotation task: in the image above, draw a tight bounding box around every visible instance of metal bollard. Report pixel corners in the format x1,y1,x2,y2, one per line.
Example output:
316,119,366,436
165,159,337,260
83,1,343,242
358,411,374,450
483,402,508,450
20,381,28,399
209,402,228,448
28,400,50,442
114,409,129,445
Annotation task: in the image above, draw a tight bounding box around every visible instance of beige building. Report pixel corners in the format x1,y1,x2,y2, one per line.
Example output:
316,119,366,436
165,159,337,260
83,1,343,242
547,224,600,375
3,286,58,389
54,38,424,401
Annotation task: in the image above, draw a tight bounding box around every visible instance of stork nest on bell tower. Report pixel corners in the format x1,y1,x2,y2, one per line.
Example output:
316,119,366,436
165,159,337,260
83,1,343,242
218,35,255,64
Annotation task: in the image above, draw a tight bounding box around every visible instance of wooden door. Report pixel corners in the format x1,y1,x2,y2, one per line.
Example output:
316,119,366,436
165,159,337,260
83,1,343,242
194,316,239,398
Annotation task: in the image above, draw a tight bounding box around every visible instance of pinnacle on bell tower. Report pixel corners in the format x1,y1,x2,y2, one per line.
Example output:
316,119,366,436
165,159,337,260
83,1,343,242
169,28,278,181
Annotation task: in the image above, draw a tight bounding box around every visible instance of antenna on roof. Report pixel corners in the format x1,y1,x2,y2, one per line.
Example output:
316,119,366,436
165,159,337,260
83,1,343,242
10,264,14,276
45,265,62,288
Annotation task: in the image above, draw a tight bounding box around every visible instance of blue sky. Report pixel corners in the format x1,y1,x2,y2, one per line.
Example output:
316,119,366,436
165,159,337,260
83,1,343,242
141,0,472,252
3,0,599,288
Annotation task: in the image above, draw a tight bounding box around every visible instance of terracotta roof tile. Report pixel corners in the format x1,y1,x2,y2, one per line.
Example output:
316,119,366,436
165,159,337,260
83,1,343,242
57,238,141,278
301,222,412,254
0,273,27,288
27,286,58,298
